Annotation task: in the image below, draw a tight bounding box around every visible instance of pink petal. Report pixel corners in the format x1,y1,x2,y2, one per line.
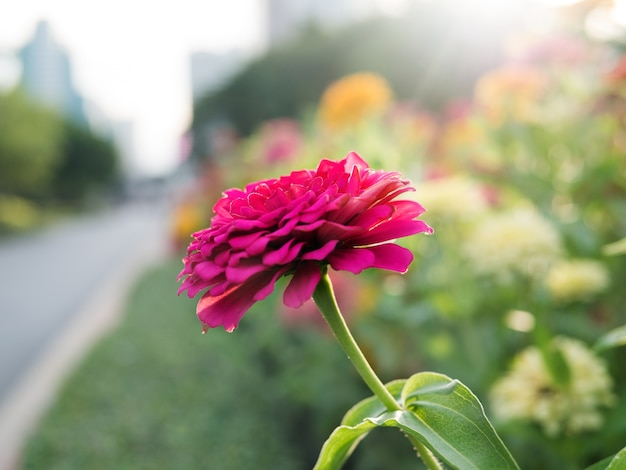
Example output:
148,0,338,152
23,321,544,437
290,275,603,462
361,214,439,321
179,275,211,298
283,261,322,308
262,239,304,265
317,221,364,242
302,239,339,261
315,158,342,177
225,260,266,283
177,263,192,281
292,220,325,233
231,218,268,231
328,248,376,274
347,162,362,195
349,204,394,229
246,236,271,256
299,194,333,223
197,286,256,332
194,261,224,281
271,218,299,237
352,219,433,246
209,280,232,296
253,267,289,301
391,200,427,218
197,271,278,332
366,243,414,273
343,151,370,171
327,197,372,224
228,232,265,250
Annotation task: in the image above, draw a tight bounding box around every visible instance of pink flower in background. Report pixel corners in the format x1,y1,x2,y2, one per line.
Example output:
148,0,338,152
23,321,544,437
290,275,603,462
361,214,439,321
517,34,590,69
178,152,433,332
259,118,302,164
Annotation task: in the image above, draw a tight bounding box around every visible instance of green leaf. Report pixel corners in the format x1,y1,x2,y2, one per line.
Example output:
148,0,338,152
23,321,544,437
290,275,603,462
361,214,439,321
400,372,520,470
313,380,405,470
607,446,626,470
595,325,626,352
585,446,626,470
314,373,519,470
341,379,405,426
585,455,615,470
313,419,380,470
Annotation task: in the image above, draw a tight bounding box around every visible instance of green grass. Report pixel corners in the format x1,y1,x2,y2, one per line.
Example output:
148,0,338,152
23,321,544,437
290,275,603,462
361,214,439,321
22,258,385,469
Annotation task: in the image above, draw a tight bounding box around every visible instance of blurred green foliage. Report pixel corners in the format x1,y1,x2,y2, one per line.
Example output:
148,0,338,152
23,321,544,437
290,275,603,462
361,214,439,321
0,88,120,233
22,5,626,469
52,120,120,203
191,1,520,158
176,25,626,467
0,89,63,198
22,260,421,469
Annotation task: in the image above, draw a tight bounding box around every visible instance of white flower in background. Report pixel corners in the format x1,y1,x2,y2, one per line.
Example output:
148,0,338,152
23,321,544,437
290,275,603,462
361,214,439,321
464,206,562,283
490,337,616,437
546,259,610,302
413,176,488,224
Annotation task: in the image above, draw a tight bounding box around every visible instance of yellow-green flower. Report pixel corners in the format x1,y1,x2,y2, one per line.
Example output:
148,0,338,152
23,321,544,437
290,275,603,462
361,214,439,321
413,176,488,225
546,259,610,302
490,337,616,437
464,206,562,283
318,72,393,131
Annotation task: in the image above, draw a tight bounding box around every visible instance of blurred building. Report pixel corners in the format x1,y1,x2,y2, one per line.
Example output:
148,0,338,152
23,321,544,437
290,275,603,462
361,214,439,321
189,50,247,100
109,120,139,179
17,20,139,181
188,50,249,164
17,20,87,126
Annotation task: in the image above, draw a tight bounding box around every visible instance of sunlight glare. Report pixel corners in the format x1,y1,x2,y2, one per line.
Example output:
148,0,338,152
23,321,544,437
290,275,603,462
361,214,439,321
452,0,520,26
536,0,584,6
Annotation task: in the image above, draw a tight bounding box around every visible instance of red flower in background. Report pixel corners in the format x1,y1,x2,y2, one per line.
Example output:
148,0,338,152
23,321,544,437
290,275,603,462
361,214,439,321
178,152,432,332
606,54,626,84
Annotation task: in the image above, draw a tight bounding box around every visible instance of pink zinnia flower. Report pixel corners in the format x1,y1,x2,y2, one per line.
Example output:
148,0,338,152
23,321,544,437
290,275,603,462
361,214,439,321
178,152,433,332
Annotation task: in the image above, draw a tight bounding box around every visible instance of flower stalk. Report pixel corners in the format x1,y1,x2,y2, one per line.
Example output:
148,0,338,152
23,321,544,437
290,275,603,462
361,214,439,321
313,268,399,411
313,267,443,470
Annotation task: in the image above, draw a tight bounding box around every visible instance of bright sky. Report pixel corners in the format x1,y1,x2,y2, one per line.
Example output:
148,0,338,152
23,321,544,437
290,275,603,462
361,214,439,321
0,0,266,176
0,0,600,177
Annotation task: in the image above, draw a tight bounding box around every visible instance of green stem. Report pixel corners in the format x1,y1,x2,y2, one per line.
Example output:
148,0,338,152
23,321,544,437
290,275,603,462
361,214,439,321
312,268,443,470
312,269,400,411
414,443,445,470
533,311,571,387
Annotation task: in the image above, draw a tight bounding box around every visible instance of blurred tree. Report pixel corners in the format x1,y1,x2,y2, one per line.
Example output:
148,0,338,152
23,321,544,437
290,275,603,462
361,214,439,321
191,1,521,160
51,120,120,204
0,88,120,212
0,89,62,199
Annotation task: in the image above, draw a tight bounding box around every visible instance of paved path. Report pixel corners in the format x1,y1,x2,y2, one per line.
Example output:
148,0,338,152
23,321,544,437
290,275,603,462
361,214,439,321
0,202,171,469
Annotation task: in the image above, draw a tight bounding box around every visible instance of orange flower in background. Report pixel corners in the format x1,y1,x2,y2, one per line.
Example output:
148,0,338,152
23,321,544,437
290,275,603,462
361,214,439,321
318,72,393,130
171,199,204,252
474,64,548,124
